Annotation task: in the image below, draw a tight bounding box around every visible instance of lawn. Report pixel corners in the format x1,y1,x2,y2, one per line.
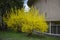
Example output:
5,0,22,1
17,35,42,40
0,31,60,40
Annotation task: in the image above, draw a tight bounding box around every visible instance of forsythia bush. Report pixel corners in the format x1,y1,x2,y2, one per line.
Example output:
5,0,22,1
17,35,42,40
3,7,48,33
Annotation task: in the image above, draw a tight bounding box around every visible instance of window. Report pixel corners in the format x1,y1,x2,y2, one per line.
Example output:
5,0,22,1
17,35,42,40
48,21,60,34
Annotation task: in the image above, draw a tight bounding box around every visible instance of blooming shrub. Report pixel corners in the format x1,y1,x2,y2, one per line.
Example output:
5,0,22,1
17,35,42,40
3,7,48,33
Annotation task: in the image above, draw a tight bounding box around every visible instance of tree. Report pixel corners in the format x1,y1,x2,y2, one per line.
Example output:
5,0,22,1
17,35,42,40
0,0,23,31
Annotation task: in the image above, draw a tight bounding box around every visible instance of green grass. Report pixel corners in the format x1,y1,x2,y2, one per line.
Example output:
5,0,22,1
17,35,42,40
0,31,60,40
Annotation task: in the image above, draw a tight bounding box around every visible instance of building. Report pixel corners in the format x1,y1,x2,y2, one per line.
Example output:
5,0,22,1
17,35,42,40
33,0,60,36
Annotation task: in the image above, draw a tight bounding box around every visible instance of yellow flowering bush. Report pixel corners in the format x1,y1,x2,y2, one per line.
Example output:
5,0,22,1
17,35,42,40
3,7,48,33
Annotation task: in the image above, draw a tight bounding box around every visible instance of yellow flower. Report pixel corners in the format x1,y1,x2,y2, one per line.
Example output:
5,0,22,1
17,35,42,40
3,7,48,33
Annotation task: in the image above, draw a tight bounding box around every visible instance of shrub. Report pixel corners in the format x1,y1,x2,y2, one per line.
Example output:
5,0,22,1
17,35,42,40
3,7,48,33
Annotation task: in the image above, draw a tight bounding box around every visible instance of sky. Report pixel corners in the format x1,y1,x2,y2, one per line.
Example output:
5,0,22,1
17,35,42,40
23,0,30,12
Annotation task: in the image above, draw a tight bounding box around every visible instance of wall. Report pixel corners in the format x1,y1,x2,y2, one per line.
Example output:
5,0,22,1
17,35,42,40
34,0,60,21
